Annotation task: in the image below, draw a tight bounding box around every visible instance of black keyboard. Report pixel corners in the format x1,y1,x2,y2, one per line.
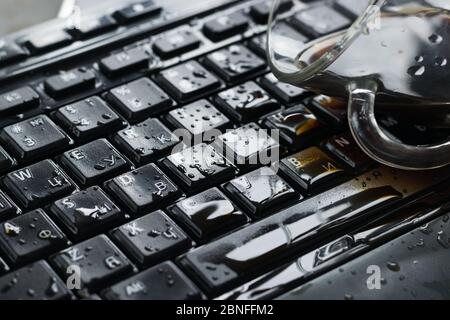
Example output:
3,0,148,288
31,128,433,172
0,0,449,300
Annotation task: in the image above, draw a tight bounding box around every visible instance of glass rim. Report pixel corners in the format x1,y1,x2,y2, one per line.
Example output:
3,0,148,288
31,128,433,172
267,0,386,84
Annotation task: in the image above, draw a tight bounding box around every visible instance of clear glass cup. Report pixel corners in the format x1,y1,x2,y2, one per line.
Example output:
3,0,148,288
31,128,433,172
268,0,450,170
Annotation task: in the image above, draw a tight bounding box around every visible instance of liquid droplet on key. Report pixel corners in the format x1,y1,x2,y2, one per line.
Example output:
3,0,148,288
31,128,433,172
387,261,400,272
429,33,443,44
407,65,425,77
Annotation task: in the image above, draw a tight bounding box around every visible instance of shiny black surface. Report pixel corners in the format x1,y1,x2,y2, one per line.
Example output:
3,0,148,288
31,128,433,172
180,167,449,294
0,0,449,300
168,187,246,241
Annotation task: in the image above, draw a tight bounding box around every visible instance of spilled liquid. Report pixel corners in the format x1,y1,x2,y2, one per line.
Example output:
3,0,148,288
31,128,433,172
289,5,450,108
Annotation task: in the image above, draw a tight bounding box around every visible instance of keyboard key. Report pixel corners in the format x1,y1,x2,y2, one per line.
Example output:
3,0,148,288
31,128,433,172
160,143,235,192
0,256,9,275
0,40,28,67
204,45,266,83
248,34,267,57
202,11,249,42
4,160,74,209
102,261,202,300
105,163,182,214
100,47,149,77
215,81,279,122
0,191,18,222
307,95,347,125
291,5,351,38
167,188,246,242
0,260,71,300
44,68,96,99
223,167,298,218
51,235,133,292
114,1,162,23
249,0,293,24
0,86,40,115
260,73,309,104
323,132,372,173
335,0,370,18
263,104,325,149
165,100,230,141
110,210,190,267
114,118,179,164
60,139,129,186
68,15,117,39
214,123,280,169
0,209,67,265
280,146,345,193
24,30,72,54
0,115,69,161
107,78,172,121
180,167,447,293
55,96,122,140
153,30,201,59
158,61,221,102
50,187,123,240
0,147,14,173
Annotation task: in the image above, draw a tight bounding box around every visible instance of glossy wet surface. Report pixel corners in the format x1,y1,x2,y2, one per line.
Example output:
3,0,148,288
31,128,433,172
180,166,449,294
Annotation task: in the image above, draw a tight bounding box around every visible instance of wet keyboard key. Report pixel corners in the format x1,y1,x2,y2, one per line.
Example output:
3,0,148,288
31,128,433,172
204,45,266,84
100,47,149,77
0,209,67,265
280,146,345,193
110,210,190,267
168,188,246,241
260,73,309,104
153,30,201,59
161,143,235,193
44,68,96,99
24,31,72,54
335,0,370,18
106,163,182,214
0,86,40,115
180,167,448,293
50,187,123,240
224,167,298,218
102,261,202,300
114,1,161,23
51,235,133,292
0,191,18,222
323,132,372,173
68,15,117,39
61,139,129,186
0,147,13,173
114,118,179,164
263,104,325,149
166,100,230,141
0,40,28,67
307,95,347,125
158,61,221,102
215,82,279,122
1,115,69,161
55,96,122,140
214,123,280,169
291,5,351,37
250,0,293,24
0,260,71,300
202,11,249,42
108,78,173,121
4,160,74,209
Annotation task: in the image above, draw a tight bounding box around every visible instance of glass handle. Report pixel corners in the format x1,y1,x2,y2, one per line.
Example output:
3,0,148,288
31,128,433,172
347,81,450,170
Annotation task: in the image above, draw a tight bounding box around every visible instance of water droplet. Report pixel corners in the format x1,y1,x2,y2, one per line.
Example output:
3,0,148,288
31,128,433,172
429,34,443,44
387,262,400,272
407,65,425,77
